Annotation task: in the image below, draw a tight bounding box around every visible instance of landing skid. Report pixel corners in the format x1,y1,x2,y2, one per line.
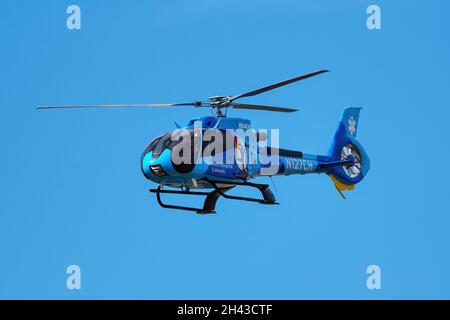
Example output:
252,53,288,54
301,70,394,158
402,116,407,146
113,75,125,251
149,179,278,214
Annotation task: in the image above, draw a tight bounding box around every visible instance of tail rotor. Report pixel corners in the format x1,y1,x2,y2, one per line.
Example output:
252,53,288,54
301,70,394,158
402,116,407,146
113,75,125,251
327,107,370,198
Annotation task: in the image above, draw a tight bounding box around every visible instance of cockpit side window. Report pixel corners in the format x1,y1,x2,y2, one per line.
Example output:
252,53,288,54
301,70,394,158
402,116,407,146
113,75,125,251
146,129,237,161
202,129,235,155
168,129,201,162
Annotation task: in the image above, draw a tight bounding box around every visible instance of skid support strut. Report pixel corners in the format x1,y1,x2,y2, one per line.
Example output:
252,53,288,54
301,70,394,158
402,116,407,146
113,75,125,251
149,179,278,214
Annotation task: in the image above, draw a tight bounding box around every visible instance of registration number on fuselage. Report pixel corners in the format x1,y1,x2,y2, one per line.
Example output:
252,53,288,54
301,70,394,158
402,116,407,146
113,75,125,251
285,158,314,172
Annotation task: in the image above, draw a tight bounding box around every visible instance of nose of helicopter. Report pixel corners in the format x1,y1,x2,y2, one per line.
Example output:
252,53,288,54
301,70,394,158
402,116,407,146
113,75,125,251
141,149,172,181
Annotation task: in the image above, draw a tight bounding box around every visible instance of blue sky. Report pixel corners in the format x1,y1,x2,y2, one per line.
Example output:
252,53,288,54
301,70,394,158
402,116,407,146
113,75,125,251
1,0,450,299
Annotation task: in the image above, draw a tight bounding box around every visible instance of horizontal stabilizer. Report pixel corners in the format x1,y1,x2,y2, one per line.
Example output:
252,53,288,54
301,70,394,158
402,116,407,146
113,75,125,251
319,158,354,169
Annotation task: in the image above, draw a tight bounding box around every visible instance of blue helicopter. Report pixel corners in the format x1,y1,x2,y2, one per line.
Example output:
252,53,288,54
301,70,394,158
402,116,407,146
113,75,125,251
37,70,370,214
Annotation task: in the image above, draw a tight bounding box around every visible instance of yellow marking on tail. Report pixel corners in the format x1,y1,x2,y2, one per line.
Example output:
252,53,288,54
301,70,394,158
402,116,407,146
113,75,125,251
328,174,354,199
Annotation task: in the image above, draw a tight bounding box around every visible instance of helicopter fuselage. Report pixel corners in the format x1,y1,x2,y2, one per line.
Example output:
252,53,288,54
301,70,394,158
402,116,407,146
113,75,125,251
140,115,336,190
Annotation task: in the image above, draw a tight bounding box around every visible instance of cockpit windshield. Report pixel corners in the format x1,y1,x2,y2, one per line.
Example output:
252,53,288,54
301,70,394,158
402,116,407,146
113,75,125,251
152,133,173,159
143,137,160,154
144,131,195,160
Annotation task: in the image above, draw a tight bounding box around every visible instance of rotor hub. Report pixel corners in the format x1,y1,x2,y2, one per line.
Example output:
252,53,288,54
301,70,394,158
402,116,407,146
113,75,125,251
208,96,232,106
207,96,234,117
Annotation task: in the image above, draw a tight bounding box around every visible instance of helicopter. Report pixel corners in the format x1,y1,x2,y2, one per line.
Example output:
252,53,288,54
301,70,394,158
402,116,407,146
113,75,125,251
36,70,370,214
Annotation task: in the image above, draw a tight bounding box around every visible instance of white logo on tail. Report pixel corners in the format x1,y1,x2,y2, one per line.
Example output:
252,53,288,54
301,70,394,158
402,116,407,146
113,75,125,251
348,117,357,135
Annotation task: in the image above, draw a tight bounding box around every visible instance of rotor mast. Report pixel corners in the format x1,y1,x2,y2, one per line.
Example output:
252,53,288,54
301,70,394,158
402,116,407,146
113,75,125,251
207,96,233,117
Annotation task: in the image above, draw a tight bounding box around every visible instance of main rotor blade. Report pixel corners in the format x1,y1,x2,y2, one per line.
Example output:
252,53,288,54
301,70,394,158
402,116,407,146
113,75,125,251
230,103,298,113
231,70,329,102
35,102,199,110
